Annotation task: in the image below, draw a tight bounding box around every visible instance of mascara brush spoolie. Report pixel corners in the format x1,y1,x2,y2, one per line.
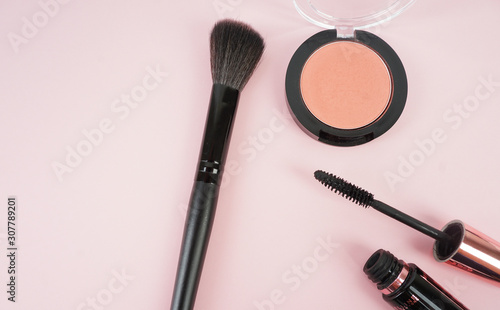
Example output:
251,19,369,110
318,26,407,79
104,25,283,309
170,20,264,310
314,169,500,283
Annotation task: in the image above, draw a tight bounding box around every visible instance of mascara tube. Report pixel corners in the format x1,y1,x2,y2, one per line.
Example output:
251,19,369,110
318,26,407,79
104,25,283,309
363,249,468,310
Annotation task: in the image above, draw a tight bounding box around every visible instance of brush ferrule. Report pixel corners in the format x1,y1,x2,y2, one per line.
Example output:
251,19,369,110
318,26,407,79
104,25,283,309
196,84,240,184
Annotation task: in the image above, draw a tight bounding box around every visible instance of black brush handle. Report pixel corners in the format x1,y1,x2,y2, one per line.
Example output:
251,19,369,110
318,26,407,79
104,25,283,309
171,84,240,310
171,181,219,310
196,84,239,185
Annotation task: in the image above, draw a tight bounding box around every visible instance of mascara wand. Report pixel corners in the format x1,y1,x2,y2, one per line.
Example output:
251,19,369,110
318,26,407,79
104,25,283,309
314,169,500,283
314,170,451,243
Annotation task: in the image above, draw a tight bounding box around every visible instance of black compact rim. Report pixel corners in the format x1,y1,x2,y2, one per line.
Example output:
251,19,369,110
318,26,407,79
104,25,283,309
285,29,408,147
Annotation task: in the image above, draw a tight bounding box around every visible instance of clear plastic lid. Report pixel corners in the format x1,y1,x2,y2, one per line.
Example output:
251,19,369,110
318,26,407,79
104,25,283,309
294,0,415,37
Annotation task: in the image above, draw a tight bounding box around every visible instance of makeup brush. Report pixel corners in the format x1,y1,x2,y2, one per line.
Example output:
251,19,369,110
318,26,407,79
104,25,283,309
171,20,264,310
313,170,451,243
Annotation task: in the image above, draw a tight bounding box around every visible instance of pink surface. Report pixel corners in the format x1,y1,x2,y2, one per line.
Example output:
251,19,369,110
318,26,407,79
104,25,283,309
1,1,500,309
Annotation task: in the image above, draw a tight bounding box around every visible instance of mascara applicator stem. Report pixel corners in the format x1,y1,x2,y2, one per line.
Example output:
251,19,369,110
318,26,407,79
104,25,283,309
370,200,451,242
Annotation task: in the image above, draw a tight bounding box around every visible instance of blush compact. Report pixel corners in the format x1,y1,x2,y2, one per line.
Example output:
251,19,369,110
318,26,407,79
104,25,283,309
286,0,414,146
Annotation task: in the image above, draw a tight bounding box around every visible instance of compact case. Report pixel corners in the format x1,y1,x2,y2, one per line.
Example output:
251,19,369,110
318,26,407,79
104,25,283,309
286,0,415,146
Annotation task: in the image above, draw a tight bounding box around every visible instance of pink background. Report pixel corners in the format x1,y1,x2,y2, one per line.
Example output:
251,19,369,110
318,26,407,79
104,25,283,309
1,0,500,309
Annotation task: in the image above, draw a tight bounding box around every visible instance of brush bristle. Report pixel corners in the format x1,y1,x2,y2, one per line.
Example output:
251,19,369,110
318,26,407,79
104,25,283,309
210,19,265,90
314,170,374,208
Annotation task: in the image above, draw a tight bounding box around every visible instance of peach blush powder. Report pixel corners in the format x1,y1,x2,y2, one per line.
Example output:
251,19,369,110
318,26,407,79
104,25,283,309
300,41,393,130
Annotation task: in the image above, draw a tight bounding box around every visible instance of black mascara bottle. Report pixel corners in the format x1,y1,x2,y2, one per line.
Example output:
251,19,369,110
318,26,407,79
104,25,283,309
363,249,468,310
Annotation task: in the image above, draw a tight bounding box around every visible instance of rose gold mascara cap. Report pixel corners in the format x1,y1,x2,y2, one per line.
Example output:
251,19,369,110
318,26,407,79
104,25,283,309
434,220,500,283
